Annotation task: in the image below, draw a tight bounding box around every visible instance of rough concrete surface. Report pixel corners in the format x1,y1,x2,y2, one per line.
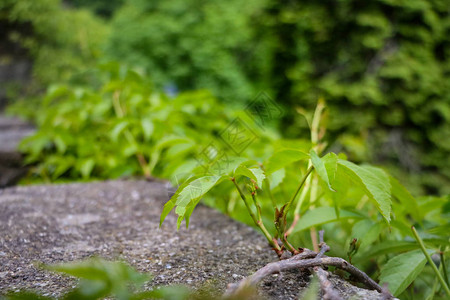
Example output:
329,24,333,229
0,180,385,299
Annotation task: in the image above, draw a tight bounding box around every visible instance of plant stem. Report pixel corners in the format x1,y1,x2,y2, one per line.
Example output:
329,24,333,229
231,178,281,251
310,227,319,253
411,226,450,297
251,192,262,221
286,168,312,236
263,178,277,208
309,174,320,252
285,166,314,214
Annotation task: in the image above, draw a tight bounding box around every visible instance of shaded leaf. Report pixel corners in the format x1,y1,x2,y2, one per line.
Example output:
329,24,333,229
361,241,419,259
379,250,430,296
310,149,335,191
292,207,364,233
322,152,338,188
351,220,384,249
390,176,421,220
5,292,53,300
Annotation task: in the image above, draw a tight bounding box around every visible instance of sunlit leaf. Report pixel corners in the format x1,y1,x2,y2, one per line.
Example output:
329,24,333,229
110,121,129,142
338,160,392,222
234,165,265,188
268,168,285,189
79,158,95,179
161,175,226,229
141,118,154,141
264,149,309,174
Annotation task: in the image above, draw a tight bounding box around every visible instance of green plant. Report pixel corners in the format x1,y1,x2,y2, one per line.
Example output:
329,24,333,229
104,0,450,195
15,61,448,298
18,62,278,182
0,0,108,105
161,101,449,299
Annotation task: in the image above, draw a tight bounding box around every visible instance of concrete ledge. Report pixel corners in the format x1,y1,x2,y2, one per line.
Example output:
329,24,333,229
0,180,384,299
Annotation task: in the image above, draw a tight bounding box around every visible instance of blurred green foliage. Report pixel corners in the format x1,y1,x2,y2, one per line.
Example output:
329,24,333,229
0,0,108,91
105,0,270,104
68,0,125,18
105,0,450,195
19,62,280,182
4,258,195,300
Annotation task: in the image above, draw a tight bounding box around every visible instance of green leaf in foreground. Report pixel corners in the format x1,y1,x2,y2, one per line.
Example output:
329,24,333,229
5,292,53,300
292,207,364,233
160,175,226,229
264,149,309,174
379,249,430,296
300,276,319,300
45,258,150,300
338,160,392,222
310,149,335,192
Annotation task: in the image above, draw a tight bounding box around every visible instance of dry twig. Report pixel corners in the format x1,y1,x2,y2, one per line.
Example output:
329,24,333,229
313,266,343,300
225,231,391,299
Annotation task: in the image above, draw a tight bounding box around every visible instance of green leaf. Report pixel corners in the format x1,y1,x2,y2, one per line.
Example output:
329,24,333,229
5,292,53,300
292,207,364,233
79,158,95,179
53,135,67,154
264,149,309,174
234,165,265,188
379,250,431,296
360,241,419,259
390,176,421,220
268,168,285,189
46,258,149,300
160,175,200,227
351,220,384,249
174,176,225,229
322,152,338,188
46,258,149,285
141,119,154,141
131,285,192,300
208,157,249,177
110,121,129,142
161,176,225,229
338,160,392,222
301,276,319,300
310,149,335,192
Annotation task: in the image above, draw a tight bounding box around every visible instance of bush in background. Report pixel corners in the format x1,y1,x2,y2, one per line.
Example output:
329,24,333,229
105,0,450,195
